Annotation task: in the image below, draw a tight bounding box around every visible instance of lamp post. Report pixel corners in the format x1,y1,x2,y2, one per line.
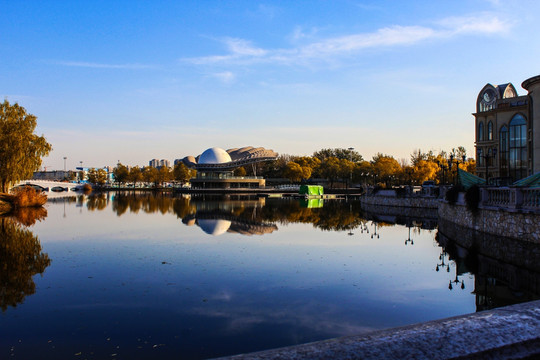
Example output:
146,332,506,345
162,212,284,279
63,157,67,172
449,155,467,185
477,148,497,185
348,147,354,190
436,160,447,185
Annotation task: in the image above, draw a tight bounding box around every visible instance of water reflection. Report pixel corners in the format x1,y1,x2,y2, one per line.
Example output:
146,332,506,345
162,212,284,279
3,193,540,359
0,216,51,312
437,223,540,311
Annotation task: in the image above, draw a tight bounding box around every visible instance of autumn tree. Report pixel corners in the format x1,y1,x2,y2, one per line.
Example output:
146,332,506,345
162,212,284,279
318,157,341,188
142,166,158,186
174,163,196,185
353,161,373,185
87,168,108,186
371,153,402,187
412,160,439,184
113,163,129,186
0,100,52,192
283,161,311,183
155,166,171,187
313,148,363,163
128,166,143,187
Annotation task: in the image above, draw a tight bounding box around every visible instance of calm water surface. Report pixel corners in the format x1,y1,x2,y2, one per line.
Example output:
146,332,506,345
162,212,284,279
0,192,536,359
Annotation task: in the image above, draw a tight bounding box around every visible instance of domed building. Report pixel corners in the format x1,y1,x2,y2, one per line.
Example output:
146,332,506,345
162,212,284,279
182,146,278,189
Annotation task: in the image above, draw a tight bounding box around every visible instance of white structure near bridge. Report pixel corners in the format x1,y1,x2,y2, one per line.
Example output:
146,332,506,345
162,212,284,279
14,180,81,192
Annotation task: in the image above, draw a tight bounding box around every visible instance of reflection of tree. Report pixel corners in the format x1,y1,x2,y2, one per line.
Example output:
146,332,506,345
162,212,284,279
10,206,48,226
0,217,51,312
109,192,369,232
86,193,108,211
261,200,366,232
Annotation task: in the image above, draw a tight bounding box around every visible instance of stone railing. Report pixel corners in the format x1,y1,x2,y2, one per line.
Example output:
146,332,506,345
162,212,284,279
481,187,540,211
522,187,540,210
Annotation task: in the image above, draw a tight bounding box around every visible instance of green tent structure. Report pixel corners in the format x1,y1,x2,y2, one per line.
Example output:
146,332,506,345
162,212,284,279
299,185,324,196
513,171,540,187
457,168,486,189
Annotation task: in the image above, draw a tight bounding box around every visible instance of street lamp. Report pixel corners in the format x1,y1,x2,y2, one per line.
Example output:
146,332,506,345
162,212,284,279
477,148,497,185
348,147,354,190
449,154,467,185
436,159,447,185
63,157,67,171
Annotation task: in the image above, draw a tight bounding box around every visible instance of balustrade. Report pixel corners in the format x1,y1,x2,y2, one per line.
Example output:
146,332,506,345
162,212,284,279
481,187,540,211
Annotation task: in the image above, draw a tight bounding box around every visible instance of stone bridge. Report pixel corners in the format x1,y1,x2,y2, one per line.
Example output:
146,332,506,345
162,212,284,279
14,180,81,192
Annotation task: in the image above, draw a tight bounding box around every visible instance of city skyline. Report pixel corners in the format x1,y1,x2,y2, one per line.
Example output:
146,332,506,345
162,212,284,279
2,0,540,170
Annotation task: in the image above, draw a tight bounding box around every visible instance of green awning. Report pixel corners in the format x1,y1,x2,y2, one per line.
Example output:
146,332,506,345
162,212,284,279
458,168,486,189
513,171,540,187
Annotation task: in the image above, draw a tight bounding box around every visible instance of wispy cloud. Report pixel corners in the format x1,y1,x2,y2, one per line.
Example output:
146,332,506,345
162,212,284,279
184,13,510,66
211,71,236,83
54,61,156,69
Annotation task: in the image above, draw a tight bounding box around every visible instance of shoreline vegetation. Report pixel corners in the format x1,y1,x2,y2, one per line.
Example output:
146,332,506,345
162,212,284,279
0,187,48,215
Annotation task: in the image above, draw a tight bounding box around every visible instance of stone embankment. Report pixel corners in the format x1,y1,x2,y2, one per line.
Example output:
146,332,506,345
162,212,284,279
438,200,540,243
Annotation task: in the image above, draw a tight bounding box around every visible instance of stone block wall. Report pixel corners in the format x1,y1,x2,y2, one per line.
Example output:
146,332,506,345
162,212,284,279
438,201,540,243
361,195,439,209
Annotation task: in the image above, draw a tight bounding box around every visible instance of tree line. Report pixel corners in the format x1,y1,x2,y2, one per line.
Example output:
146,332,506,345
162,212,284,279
98,147,475,188
0,100,476,190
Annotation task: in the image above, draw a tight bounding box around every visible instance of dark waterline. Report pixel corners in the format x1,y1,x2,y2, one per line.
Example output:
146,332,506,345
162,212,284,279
0,192,538,359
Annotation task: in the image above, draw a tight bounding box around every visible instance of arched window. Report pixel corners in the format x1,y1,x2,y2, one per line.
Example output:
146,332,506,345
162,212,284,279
487,121,493,140
478,122,484,141
499,125,508,177
509,114,527,180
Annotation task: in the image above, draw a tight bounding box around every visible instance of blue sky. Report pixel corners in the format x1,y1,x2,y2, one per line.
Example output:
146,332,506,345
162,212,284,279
2,0,540,169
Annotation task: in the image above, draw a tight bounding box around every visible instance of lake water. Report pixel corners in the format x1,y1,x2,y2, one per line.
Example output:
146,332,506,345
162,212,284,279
0,192,538,359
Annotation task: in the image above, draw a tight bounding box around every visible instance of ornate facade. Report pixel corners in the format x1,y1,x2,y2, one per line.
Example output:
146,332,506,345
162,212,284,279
474,75,540,183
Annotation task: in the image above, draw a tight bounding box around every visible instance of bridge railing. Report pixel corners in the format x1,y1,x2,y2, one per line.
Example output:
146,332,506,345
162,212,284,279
480,187,540,211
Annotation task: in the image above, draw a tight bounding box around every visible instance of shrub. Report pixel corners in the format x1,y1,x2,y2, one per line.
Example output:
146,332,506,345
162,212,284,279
83,183,93,193
465,185,481,213
9,186,47,208
445,185,464,205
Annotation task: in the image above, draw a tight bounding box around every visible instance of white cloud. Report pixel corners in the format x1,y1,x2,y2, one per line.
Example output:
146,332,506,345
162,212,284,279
211,71,236,83
183,13,511,66
437,13,509,35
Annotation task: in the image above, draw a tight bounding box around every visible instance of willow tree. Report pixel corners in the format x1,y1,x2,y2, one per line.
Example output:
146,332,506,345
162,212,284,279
0,100,52,192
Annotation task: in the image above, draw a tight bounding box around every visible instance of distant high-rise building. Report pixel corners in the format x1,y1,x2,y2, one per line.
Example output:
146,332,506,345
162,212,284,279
149,159,159,168
149,159,170,169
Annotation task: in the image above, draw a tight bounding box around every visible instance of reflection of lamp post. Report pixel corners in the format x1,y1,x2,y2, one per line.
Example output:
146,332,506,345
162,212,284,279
405,225,413,245
436,250,466,290
360,222,369,234
449,275,465,290
371,222,380,239
435,250,450,272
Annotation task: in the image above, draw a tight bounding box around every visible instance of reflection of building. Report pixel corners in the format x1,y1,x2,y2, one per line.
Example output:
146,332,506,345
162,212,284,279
183,146,278,189
181,196,278,236
474,75,540,182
